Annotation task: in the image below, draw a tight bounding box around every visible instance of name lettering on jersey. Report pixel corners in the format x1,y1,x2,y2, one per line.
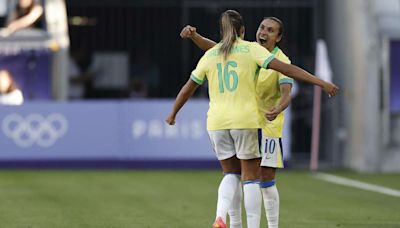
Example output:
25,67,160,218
207,45,250,57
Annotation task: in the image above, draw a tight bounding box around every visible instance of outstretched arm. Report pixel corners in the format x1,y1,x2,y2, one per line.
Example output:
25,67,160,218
268,59,339,97
180,25,217,51
265,84,292,121
165,79,199,125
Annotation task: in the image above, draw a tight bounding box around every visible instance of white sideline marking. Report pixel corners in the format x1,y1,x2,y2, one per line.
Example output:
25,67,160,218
313,173,400,197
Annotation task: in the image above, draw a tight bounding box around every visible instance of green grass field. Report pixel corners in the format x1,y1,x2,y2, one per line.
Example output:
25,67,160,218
0,170,399,228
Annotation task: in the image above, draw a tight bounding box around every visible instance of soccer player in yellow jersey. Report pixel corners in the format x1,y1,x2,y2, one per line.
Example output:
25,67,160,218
180,17,292,228
166,10,338,228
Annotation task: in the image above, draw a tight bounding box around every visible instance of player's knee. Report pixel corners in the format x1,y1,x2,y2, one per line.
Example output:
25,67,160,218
241,169,260,181
260,167,276,181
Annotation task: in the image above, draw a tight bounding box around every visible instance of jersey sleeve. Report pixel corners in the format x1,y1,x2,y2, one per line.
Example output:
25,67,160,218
278,56,294,85
190,54,208,85
250,42,275,69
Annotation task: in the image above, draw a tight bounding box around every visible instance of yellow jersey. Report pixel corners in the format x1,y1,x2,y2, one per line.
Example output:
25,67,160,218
191,38,275,130
257,47,294,137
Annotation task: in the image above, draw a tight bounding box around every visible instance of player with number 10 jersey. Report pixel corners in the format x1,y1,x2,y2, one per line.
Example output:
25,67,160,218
258,46,293,168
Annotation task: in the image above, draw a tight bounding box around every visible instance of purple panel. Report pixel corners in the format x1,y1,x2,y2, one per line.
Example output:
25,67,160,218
0,49,51,100
0,102,122,159
120,100,215,160
390,40,400,113
0,100,215,163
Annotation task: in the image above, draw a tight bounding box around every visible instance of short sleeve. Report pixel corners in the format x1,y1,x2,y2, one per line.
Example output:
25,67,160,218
250,42,275,69
190,54,208,85
278,56,294,85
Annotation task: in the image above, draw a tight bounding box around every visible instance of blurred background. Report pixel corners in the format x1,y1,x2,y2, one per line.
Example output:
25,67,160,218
0,0,399,173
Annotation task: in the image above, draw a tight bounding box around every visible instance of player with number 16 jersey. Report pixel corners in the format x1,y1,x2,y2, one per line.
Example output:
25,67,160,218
190,38,275,131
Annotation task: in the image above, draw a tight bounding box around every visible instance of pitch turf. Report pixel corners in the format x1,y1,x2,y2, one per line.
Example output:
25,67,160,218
0,170,398,227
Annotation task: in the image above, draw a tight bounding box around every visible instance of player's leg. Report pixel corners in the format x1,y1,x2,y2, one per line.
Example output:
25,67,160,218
260,136,284,228
260,167,279,228
241,159,262,228
228,176,242,228
208,130,241,227
231,129,262,228
220,158,242,228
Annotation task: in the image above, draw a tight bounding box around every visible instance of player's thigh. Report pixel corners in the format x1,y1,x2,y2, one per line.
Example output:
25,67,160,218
208,129,236,160
230,129,262,160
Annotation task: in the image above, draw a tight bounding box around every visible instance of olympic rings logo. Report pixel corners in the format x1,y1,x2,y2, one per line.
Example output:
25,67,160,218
2,113,68,148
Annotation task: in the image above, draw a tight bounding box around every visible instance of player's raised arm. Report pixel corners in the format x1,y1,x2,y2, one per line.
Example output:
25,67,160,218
180,25,217,51
268,59,339,97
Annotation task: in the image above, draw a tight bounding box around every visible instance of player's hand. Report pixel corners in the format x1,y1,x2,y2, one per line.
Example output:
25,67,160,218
265,107,281,121
165,114,176,125
322,82,339,97
180,25,197,39
0,28,12,37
